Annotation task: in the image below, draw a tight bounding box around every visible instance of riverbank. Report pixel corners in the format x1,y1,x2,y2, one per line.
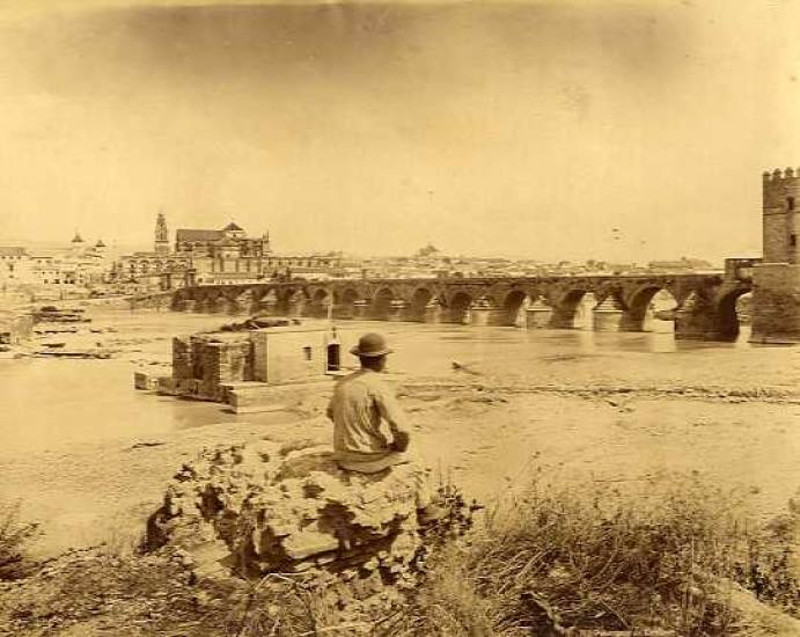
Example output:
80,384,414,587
1,308,799,558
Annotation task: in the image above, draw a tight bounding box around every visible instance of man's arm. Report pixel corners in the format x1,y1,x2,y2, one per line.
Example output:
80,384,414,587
374,385,410,436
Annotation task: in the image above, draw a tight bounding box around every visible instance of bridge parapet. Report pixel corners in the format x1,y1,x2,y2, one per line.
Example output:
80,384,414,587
725,257,762,283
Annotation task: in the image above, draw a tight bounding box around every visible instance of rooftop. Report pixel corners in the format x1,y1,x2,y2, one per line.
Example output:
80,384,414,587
175,228,223,242
0,246,27,256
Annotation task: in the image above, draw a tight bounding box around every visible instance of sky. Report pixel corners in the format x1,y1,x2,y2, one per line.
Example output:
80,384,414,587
0,0,799,262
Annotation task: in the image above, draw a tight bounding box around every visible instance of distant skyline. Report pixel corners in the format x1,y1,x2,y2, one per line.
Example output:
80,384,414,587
1,1,799,262
0,234,723,266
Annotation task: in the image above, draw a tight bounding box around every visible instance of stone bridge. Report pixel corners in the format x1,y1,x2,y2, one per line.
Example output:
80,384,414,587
131,258,759,341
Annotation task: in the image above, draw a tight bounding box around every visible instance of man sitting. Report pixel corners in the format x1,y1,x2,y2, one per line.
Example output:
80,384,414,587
326,332,443,523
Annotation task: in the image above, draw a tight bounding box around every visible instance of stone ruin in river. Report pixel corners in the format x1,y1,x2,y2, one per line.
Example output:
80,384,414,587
145,435,476,584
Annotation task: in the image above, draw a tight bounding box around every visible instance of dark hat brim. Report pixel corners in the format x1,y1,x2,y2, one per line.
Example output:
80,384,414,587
349,346,394,357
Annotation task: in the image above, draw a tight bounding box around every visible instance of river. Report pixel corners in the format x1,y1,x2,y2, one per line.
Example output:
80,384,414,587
0,306,761,455
1,305,799,556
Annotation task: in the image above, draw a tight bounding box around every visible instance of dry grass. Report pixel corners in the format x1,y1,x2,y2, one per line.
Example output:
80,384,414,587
382,470,800,636
3,474,800,636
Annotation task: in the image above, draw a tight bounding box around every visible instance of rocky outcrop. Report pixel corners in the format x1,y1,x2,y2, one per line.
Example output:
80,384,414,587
145,436,470,583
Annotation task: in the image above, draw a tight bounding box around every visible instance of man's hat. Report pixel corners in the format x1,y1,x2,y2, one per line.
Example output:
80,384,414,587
350,332,394,358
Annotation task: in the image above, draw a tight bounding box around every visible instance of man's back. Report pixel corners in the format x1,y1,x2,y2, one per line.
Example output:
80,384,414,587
328,367,411,466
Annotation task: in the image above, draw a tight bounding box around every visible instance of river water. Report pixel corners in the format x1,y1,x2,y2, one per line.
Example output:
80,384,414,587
0,305,784,457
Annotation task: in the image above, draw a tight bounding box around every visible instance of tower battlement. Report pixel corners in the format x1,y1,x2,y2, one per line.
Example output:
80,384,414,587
760,165,800,266
762,167,800,183
762,168,800,206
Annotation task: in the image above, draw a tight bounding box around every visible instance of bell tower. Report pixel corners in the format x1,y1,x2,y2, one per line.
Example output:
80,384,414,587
751,167,800,343
154,211,170,255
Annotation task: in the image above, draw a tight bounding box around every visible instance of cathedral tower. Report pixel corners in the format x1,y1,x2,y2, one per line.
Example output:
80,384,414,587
155,211,170,255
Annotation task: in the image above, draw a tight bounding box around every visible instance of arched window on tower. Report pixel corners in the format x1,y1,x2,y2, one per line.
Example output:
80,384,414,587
788,196,795,211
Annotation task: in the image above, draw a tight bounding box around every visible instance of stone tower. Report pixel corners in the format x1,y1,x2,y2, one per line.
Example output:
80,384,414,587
751,167,800,343
154,211,170,255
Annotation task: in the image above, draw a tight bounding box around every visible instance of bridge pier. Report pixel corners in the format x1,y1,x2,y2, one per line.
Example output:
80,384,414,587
592,298,625,332
352,300,371,320
618,311,648,332
469,302,506,326
386,300,408,322
253,297,278,316
525,300,553,329
751,264,800,343
674,294,717,340
282,297,303,318
210,297,228,314
195,298,213,314
421,300,442,323
549,309,576,330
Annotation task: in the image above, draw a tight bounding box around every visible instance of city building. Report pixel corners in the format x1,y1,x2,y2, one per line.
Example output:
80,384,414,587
0,233,110,299
0,247,31,291
111,213,345,291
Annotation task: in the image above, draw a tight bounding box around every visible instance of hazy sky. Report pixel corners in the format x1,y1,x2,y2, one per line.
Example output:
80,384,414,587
0,0,799,261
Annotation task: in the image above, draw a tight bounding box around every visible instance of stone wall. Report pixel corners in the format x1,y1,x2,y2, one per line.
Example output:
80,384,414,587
166,333,255,399
171,337,193,380
145,438,470,582
751,263,800,343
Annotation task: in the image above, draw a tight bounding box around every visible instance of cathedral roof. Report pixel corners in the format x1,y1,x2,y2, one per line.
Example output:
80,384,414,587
71,232,84,243
176,229,223,242
222,222,244,232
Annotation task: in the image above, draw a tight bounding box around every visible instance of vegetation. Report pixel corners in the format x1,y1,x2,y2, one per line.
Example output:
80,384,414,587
3,475,800,635
0,501,39,581
384,472,800,636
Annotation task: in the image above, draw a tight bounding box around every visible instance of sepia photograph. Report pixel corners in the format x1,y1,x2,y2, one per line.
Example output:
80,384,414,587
2,0,800,634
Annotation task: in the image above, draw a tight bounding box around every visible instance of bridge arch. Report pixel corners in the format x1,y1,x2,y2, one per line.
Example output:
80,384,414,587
372,287,395,321
253,288,281,315
278,287,308,317
622,285,679,332
446,291,473,324
501,289,530,327
551,288,592,329
334,287,361,320
198,291,225,314
309,288,333,318
713,288,752,342
408,287,435,322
